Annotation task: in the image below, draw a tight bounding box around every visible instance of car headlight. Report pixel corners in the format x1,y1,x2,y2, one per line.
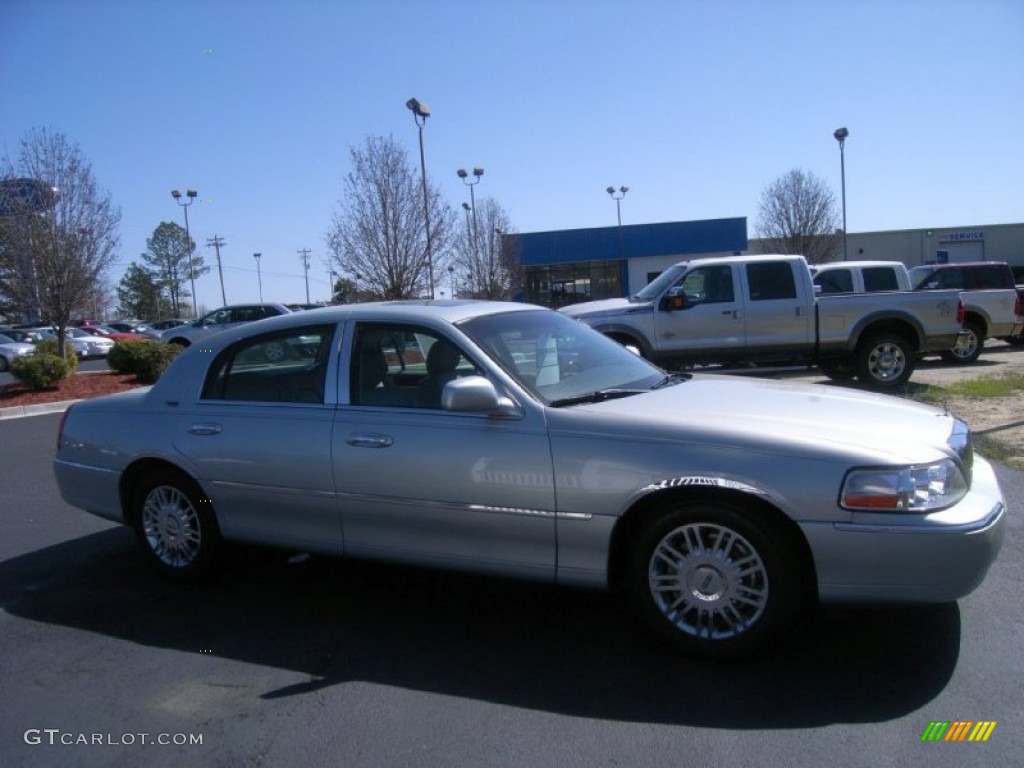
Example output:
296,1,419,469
841,459,968,512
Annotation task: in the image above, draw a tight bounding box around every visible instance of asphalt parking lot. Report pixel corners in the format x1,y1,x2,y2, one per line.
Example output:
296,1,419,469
1,405,1022,767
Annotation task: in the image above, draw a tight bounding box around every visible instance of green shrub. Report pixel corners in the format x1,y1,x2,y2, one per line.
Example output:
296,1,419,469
35,338,79,374
10,353,71,390
108,340,183,383
106,340,149,374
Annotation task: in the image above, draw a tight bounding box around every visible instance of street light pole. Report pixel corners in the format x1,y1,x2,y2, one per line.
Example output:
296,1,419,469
602,185,626,227
406,97,434,299
171,188,199,318
253,252,263,301
833,127,849,261
606,185,629,258
457,167,484,253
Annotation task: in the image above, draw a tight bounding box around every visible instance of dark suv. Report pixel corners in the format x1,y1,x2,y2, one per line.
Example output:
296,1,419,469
161,303,291,347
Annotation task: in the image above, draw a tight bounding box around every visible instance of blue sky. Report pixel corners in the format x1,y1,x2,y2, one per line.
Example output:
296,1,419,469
2,0,1022,308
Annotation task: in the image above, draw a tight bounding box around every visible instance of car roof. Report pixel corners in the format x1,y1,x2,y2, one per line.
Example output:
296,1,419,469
148,299,546,400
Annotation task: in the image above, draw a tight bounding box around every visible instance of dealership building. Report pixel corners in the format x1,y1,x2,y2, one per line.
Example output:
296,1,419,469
509,218,1024,306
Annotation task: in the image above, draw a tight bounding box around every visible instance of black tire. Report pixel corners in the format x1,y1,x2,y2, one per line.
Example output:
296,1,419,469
0,355,8,372
624,502,801,659
939,320,983,364
132,468,222,582
855,331,914,389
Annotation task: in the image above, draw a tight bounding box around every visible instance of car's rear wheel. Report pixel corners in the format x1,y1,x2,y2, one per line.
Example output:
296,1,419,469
939,320,983,364
624,502,800,658
0,355,8,372
856,331,914,388
132,469,221,581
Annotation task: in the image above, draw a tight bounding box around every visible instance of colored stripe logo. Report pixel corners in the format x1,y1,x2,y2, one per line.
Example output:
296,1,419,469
921,721,997,742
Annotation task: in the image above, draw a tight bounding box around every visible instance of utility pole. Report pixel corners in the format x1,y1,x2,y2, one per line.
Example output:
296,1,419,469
206,235,228,305
298,248,312,303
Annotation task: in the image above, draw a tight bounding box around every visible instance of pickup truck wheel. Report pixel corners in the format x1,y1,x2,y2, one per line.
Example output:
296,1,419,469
939,320,983,364
132,469,222,582
624,503,799,659
856,332,914,388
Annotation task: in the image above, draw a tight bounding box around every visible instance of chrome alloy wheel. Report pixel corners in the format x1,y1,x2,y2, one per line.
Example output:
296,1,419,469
141,485,202,568
865,340,907,383
648,523,769,640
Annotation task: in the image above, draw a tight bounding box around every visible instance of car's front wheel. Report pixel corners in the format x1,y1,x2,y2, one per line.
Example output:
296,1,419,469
132,469,221,581
625,502,801,658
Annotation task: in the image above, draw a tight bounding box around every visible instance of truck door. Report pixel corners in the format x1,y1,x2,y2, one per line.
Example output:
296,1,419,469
652,263,745,359
740,261,814,356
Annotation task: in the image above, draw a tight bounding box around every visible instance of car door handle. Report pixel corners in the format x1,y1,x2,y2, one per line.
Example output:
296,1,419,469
187,423,223,436
346,433,394,449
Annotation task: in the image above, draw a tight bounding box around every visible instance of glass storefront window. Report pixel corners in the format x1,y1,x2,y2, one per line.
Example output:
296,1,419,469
524,261,624,307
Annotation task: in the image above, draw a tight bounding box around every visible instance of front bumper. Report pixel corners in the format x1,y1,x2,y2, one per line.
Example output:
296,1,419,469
801,455,1006,603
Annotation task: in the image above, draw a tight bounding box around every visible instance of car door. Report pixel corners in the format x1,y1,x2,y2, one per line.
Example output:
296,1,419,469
170,323,343,554
652,263,745,357
331,321,556,581
740,260,814,355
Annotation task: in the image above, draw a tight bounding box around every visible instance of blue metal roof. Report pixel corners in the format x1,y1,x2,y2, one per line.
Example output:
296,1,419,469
514,217,747,266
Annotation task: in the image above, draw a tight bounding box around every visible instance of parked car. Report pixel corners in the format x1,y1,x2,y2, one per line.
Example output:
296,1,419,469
78,324,146,343
106,321,148,334
160,303,291,347
1011,286,1024,346
810,260,911,294
2,328,49,345
0,332,36,371
6,326,115,357
561,254,967,389
909,261,1023,363
58,327,116,357
53,301,1005,658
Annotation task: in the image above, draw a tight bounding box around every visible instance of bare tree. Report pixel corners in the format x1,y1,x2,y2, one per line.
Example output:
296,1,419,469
453,197,519,299
0,128,120,357
325,135,456,299
754,169,841,264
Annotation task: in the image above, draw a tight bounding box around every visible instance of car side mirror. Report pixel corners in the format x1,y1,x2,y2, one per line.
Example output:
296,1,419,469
442,376,518,417
661,288,686,311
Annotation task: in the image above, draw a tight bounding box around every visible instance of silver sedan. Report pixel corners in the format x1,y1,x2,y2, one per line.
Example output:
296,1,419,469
53,301,1006,658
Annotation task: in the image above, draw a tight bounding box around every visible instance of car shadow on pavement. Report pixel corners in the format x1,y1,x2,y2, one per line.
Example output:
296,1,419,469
0,529,960,729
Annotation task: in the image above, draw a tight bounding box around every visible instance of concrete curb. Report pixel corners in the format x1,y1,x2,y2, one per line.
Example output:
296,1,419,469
0,398,82,420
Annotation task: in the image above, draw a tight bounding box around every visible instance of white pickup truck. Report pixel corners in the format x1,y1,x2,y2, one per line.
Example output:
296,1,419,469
560,254,966,389
812,260,1022,363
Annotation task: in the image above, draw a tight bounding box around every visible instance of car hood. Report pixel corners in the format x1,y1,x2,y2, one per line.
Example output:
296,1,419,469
559,298,641,317
550,374,958,463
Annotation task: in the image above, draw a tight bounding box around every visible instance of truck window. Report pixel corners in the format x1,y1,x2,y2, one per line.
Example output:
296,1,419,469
681,265,734,305
863,267,900,292
747,262,797,301
814,269,853,294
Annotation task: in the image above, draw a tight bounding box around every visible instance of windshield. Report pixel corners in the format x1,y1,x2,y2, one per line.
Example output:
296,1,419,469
907,266,934,289
460,309,666,405
633,263,687,302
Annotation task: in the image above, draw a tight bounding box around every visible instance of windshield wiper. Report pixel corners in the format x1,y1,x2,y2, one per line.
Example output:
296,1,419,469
548,389,646,408
651,373,691,389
